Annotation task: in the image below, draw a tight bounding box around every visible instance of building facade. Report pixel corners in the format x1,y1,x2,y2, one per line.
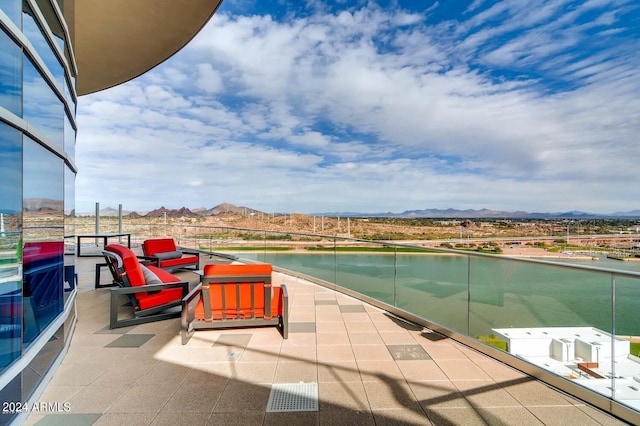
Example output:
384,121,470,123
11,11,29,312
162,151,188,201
0,3,77,424
0,1,221,424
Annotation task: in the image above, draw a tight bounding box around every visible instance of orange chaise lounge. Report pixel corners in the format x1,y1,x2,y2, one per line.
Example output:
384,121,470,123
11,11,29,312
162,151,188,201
141,238,200,272
181,263,288,344
103,244,190,329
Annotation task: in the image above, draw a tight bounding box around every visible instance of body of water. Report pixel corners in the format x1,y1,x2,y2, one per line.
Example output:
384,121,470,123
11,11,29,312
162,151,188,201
237,251,640,338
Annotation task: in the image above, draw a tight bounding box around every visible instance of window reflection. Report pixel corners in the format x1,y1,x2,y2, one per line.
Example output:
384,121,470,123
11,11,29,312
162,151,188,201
34,0,65,52
63,75,74,108
64,111,75,160
63,167,75,296
22,138,63,346
23,55,64,148
0,27,22,117
63,50,76,92
0,123,23,370
22,2,65,88
1,0,22,28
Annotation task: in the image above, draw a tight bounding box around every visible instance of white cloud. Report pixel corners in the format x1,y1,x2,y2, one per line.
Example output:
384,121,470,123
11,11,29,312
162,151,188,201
195,63,224,94
75,2,640,215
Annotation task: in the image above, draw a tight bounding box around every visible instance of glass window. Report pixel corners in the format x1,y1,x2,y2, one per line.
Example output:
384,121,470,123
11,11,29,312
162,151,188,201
23,54,64,148
63,166,74,297
22,137,63,346
0,26,22,117
63,73,74,107
22,2,64,89
34,0,65,52
63,46,76,86
0,123,23,371
0,0,22,28
63,110,75,160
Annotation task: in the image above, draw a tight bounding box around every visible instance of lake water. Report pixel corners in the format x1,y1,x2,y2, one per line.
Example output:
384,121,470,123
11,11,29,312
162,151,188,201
237,251,640,338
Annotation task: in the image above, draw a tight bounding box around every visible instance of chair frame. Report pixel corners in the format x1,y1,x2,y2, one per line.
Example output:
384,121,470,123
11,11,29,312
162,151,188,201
103,249,189,329
181,272,288,344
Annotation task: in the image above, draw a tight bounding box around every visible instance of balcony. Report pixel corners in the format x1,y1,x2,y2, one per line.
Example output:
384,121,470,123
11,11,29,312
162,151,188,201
22,229,634,425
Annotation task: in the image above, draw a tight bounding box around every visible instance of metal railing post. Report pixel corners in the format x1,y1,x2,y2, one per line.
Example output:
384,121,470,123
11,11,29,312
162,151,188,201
611,273,616,400
393,246,397,307
94,202,99,246
118,204,123,244
333,237,337,287
467,254,471,337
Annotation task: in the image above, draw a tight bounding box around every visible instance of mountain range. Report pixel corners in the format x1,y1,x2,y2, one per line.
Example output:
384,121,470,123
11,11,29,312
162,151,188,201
78,203,261,218
78,203,640,219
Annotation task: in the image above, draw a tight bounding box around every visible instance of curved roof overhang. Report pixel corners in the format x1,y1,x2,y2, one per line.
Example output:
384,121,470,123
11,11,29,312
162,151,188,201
68,0,223,96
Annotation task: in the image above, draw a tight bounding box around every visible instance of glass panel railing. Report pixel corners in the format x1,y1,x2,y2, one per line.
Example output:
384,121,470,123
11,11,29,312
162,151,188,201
469,256,617,399
469,257,613,333
615,274,640,339
273,251,337,284
394,249,469,334
335,250,395,305
613,273,640,411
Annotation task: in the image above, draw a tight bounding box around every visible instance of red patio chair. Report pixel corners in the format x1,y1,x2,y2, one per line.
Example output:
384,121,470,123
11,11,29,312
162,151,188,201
141,238,200,272
103,244,189,329
181,263,288,344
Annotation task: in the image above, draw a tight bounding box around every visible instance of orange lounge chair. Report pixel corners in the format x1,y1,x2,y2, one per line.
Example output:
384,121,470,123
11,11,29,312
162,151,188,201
141,238,200,272
181,263,288,344
103,244,189,329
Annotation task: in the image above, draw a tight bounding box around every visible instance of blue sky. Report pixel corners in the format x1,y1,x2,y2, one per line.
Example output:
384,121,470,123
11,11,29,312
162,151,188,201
75,0,640,215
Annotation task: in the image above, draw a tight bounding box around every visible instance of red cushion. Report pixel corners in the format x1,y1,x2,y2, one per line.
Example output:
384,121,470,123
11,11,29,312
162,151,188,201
105,244,145,287
143,238,178,256
203,263,272,276
137,288,183,310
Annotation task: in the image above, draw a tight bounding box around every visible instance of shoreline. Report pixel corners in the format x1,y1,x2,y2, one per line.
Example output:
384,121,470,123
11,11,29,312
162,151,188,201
214,246,597,260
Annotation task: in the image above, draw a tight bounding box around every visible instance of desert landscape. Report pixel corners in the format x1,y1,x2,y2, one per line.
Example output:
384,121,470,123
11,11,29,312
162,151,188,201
71,204,640,259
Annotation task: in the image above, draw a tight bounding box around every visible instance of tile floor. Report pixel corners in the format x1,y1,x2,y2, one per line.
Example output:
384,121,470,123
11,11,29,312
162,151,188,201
23,253,628,425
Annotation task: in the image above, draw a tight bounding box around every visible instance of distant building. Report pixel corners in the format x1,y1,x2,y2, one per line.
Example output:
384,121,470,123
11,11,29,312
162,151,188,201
493,327,640,410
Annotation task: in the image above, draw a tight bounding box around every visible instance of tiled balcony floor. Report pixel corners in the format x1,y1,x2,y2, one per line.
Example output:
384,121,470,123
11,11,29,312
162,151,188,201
25,253,627,425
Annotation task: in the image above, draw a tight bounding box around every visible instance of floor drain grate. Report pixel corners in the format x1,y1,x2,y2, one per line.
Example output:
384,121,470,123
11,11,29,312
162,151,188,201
266,383,318,412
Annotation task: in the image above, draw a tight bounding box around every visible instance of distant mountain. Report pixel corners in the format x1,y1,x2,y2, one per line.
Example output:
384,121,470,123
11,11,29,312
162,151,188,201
144,206,199,218
313,208,533,218
79,203,262,218
610,210,640,217
397,208,533,218
314,208,640,219
78,204,640,219
23,198,64,212
99,206,127,216
78,206,132,217
201,203,261,216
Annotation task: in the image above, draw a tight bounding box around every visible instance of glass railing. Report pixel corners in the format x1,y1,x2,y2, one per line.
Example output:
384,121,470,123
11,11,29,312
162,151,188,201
75,220,640,421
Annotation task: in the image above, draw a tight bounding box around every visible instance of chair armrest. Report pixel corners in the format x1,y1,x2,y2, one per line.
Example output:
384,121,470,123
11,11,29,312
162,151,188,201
279,284,288,314
181,283,202,344
137,255,160,267
182,283,202,307
279,284,289,339
178,248,200,257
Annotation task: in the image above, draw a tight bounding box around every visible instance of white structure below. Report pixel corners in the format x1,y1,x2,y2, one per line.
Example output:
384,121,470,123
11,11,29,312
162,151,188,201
492,326,640,410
